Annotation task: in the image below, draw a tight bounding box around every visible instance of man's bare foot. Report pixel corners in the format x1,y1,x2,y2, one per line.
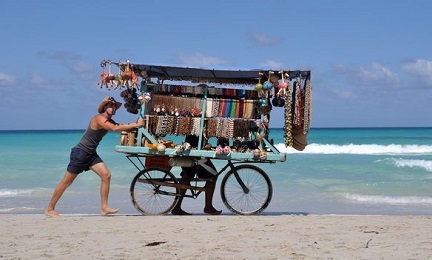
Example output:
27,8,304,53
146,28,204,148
101,207,119,216
204,207,222,215
45,209,60,217
172,208,192,215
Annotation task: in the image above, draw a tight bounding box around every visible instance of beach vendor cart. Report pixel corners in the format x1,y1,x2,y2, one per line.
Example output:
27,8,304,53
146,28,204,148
98,60,312,215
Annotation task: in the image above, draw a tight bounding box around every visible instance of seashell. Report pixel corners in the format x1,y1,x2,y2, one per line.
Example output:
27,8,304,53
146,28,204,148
182,142,192,151
259,151,267,161
157,143,166,152
175,144,183,154
223,146,231,155
163,140,173,147
216,145,224,155
203,143,212,150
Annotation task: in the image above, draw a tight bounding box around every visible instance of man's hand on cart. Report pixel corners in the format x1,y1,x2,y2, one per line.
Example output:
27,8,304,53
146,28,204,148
136,117,145,127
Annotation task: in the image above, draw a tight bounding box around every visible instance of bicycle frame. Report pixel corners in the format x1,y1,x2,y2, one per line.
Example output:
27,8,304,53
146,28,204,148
126,155,254,199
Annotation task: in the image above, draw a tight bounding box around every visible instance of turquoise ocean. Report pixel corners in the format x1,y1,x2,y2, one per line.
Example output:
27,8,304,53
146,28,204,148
1,128,431,216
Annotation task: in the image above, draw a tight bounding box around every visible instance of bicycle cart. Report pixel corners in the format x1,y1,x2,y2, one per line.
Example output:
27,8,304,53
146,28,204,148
99,60,312,215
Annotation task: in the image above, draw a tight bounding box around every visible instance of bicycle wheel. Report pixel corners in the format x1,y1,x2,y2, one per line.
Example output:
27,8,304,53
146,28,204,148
130,167,179,215
220,164,272,215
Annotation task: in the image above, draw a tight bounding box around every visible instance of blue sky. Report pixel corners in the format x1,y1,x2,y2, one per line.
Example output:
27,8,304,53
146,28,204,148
1,0,431,130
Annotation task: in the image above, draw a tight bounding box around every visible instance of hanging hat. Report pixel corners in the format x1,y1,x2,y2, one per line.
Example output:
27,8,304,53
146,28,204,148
98,96,122,113
291,128,308,151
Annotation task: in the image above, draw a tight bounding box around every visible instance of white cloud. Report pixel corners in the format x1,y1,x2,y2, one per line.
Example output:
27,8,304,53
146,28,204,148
354,63,399,85
38,50,80,62
37,50,95,81
72,61,92,74
31,74,49,85
259,60,285,70
249,32,281,46
177,53,229,66
340,91,356,99
30,74,66,89
0,72,17,86
402,59,432,86
332,64,349,74
330,88,357,99
333,63,399,86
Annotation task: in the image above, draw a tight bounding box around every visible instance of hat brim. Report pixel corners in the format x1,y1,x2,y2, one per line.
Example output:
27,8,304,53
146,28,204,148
98,100,122,113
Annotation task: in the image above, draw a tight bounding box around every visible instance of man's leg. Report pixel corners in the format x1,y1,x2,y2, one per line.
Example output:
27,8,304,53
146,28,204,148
45,171,77,217
171,173,192,215
199,160,221,215
91,162,119,216
203,179,222,215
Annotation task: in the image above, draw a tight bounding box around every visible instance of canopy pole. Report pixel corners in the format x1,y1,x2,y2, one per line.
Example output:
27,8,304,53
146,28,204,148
198,84,209,150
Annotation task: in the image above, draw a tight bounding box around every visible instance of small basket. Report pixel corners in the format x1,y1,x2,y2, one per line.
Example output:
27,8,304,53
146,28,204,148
145,156,171,171
127,131,137,146
119,130,137,146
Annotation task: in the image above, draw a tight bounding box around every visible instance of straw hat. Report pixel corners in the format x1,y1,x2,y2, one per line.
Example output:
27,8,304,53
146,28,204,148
98,96,122,113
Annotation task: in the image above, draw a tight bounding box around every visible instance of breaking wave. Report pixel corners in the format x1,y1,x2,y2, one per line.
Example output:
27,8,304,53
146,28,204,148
0,207,38,213
0,188,39,198
388,158,432,172
276,143,432,155
345,193,432,205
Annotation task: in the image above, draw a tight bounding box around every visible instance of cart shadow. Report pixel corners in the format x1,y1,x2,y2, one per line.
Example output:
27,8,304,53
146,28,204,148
117,211,309,217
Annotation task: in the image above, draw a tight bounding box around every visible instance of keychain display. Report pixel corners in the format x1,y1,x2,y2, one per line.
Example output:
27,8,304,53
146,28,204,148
120,87,140,114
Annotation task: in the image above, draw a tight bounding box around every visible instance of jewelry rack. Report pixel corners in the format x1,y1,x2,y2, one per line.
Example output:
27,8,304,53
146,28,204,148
100,60,312,162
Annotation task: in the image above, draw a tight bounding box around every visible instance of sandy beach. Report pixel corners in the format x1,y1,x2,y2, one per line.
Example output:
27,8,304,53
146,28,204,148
1,214,431,259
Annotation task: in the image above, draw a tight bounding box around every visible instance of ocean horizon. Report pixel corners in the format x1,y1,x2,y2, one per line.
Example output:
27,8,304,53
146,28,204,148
1,127,431,216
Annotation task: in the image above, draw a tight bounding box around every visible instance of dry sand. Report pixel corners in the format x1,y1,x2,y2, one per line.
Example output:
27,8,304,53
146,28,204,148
1,214,431,259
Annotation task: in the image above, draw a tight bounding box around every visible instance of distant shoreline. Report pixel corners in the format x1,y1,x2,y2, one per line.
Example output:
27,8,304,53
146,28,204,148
1,126,432,132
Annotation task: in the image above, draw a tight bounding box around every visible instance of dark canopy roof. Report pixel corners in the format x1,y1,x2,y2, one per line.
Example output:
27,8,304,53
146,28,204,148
103,60,311,84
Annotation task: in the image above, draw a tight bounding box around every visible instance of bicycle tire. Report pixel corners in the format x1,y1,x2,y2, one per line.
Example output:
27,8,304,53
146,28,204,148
130,167,179,215
220,164,273,215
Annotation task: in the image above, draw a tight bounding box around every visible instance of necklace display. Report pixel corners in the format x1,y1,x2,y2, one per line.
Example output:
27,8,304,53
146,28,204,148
99,60,312,151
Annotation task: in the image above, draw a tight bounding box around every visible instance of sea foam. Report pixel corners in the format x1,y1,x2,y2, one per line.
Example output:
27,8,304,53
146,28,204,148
345,193,432,204
0,207,38,213
389,158,432,172
276,143,432,155
0,189,34,198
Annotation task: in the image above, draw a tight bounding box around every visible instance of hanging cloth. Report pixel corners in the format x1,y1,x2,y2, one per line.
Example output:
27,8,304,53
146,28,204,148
206,98,213,117
218,99,226,117
230,100,237,118
224,99,232,118
212,99,219,117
